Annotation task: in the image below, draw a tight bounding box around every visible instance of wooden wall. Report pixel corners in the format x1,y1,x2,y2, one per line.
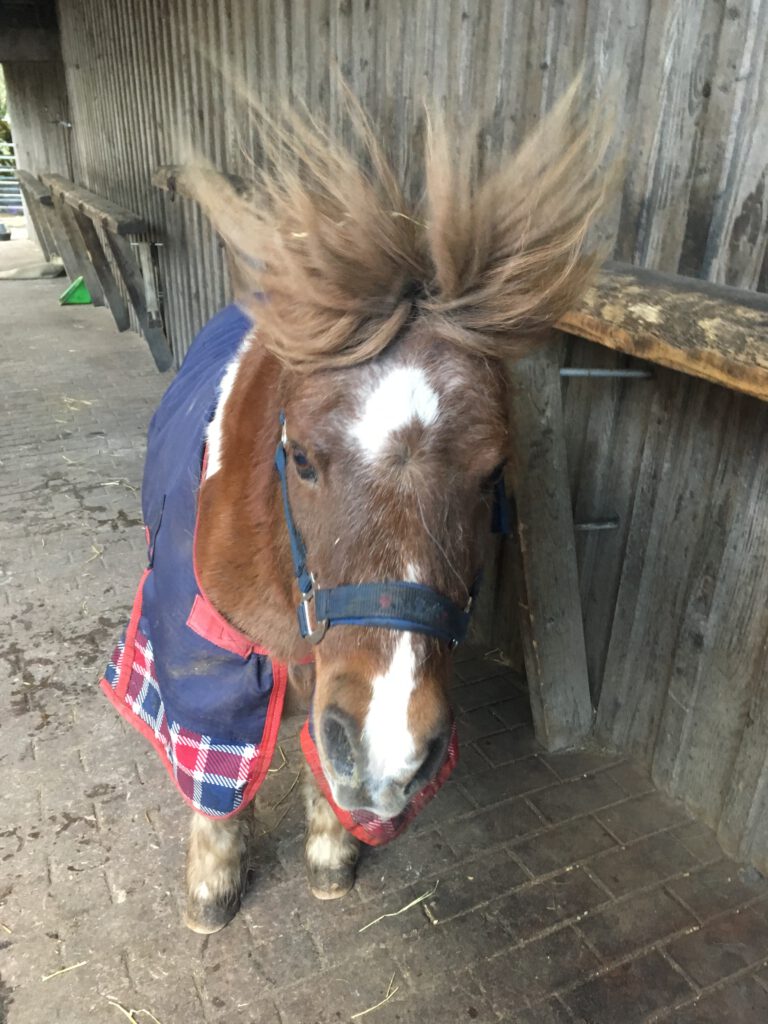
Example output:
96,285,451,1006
4,0,768,868
23,0,765,361
3,57,72,178
562,335,768,870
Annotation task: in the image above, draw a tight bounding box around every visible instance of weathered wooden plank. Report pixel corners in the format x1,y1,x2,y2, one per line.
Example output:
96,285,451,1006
562,340,654,703
104,230,173,371
697,0,768,289
15,168,53,207
38,197,84,285
652,395,768,820
15,170,55,262
40,173,147,236
557,263,768,401
50,192,106,307
595,373,710,757
614,0,723,273
506,338,593,751
72,208,130,331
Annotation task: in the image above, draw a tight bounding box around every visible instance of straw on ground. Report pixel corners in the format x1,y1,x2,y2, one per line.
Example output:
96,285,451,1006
350,972,399,1020
358,880,439,933
41,960,89,982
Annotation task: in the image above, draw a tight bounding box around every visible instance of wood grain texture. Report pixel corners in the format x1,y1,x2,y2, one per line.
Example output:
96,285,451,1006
41,173,147,236
104,231,173,372
558,264,768,400
50,192,106,306
561,341,654,705
507,339,593,751
4,0,762,362
73,207,131,332
15,170,55,262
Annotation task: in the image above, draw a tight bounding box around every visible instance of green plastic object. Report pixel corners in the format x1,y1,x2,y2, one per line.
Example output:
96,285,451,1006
59,275,92,305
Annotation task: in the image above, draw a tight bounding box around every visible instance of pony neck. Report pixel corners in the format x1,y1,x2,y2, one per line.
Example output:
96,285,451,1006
195,342,307,664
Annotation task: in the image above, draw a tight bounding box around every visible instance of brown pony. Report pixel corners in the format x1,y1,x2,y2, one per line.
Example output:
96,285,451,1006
173,81,610,933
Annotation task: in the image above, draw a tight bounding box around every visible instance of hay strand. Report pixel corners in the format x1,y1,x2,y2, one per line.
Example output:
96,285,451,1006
358,881,439,933
41,960,89,982
350,972,399,1019
106,998,165,1024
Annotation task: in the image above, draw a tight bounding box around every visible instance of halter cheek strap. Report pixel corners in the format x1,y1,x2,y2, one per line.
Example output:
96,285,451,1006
274,413,490,648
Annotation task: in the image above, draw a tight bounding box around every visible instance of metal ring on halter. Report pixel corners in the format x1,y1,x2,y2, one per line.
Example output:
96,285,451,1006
298,575,329,645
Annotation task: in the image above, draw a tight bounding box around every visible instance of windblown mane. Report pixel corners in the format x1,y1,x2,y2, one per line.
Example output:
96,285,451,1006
183,78,614,368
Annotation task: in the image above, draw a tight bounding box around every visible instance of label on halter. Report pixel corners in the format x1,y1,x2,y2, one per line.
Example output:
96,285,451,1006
300,717,459,846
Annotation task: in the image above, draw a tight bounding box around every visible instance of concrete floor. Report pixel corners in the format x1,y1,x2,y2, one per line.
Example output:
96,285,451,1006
2,239,768,1024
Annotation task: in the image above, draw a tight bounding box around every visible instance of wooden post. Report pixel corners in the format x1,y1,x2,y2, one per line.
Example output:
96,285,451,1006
506,337,594,750
104,231,173,371
50,192,106,306
37,195,82,284
72,209,130,331
15,170,54,261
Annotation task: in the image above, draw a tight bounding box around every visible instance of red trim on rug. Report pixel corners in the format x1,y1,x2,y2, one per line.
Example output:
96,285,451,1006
186,593,273,660
114,568,150,701
99,673,217,818
237,657,289,809
190,448,315,669
108,449,302,820
100,658,289,822
300,720,460,846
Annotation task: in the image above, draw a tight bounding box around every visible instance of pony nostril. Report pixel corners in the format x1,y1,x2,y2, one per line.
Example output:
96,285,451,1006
403,728,450,798
321,707,358,781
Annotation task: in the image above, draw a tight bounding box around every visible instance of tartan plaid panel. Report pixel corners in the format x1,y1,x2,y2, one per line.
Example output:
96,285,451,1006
100,627,259,817
349,726,459,843
103,640,124,689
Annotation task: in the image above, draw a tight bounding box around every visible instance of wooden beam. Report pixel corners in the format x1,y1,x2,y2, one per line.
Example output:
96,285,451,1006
41,173,147,236
50,193,106,307
72,209,130,331
506,337,594,751
104,231,173,371
15,170,53,207
557,263,768,401
37,196,82,284
15,170,54,261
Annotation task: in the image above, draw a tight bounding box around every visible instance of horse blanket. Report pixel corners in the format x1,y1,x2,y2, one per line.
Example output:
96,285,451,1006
100,306,456,845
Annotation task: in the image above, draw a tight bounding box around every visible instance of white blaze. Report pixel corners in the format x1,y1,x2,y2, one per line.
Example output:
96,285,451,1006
363,633,419,780
351,366,439,459
205,336,252,478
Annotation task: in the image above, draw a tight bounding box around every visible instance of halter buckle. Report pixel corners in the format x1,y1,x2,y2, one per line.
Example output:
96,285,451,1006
298,578,328,645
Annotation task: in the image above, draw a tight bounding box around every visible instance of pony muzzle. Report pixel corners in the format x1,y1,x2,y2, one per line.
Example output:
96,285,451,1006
318,702,451,818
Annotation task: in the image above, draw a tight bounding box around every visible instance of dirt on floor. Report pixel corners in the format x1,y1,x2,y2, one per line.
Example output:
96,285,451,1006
2,248,768,1024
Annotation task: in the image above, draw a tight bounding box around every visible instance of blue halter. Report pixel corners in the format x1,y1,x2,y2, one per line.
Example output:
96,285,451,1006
274,414,499,648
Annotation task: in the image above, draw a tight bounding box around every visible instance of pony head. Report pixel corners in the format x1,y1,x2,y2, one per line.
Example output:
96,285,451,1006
191,79,612,818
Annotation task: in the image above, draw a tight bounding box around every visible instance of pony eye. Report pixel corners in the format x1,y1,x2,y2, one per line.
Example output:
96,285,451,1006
291,445,317,482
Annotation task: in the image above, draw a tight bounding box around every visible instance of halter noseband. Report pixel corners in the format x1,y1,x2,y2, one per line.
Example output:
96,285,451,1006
274,414,477,648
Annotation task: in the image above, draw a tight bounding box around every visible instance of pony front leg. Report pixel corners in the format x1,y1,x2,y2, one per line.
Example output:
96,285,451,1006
184,811,250,933
304,773,359,900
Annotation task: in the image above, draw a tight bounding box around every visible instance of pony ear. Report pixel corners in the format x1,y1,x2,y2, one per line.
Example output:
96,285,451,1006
423,76,617,355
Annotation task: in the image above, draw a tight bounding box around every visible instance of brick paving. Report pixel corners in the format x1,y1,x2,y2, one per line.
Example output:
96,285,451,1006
3,250,768,1023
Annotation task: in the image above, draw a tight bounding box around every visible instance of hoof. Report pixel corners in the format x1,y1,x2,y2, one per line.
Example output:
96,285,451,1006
184,890,241,934
307,862,356,901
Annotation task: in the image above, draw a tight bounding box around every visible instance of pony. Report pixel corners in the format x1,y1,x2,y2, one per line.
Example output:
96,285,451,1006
103,80,611,934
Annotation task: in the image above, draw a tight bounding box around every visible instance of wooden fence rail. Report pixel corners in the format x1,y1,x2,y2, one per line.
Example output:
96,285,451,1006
17,169,172,371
